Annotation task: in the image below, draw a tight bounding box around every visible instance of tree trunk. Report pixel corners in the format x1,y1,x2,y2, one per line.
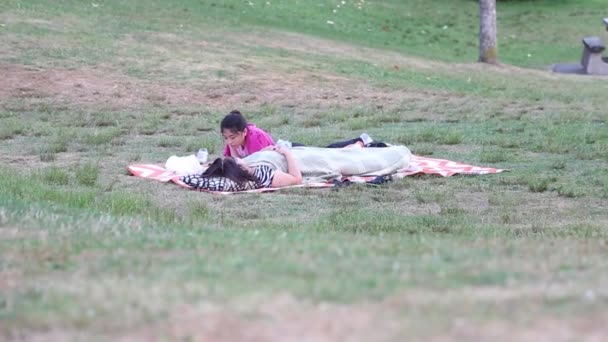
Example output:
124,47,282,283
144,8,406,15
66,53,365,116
479,0,498,64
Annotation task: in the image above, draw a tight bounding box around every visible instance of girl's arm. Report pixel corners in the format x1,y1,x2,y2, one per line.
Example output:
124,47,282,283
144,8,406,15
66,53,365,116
269,146,302,187
228,144,238,157
223,144,232,157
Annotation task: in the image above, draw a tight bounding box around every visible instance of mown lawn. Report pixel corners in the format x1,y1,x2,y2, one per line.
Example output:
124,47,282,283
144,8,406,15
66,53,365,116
1,0,607,340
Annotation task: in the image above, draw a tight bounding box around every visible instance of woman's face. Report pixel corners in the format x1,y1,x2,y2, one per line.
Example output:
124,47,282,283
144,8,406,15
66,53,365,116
222,128,248,148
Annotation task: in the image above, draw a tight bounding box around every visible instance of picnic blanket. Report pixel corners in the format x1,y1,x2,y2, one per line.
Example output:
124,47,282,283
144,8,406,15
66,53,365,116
127,154,506,194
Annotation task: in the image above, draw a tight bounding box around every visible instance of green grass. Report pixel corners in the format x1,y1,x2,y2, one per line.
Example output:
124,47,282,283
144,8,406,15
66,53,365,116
3,0,608,70
74,162,100,187
1,0,608,340
40,166,70,186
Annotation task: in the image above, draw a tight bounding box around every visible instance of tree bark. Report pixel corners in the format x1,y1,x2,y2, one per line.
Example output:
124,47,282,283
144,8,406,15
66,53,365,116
479,0,498,64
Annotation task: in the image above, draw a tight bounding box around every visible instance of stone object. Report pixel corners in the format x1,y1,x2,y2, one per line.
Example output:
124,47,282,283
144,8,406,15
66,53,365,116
553,40,608,75
553,19,608,76
581,37,608,75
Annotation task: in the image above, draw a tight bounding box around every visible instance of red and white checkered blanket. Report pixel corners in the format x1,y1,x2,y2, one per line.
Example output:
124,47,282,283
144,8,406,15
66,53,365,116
127,155,506,194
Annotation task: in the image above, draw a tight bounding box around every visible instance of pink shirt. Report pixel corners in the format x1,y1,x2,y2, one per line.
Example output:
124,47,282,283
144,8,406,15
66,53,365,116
223,123,274,157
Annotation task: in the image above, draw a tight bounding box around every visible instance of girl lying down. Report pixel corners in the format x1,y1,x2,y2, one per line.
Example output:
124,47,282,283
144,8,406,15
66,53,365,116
181,145,411,192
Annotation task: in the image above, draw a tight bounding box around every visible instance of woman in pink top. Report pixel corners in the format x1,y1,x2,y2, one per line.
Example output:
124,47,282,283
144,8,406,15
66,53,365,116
221,110,275,158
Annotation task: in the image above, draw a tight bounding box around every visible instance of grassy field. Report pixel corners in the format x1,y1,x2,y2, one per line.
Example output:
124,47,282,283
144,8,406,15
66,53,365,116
1,0,608,340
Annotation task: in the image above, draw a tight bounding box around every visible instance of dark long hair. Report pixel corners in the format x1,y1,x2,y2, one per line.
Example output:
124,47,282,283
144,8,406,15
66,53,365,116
202,157,257,185
220,110,248,133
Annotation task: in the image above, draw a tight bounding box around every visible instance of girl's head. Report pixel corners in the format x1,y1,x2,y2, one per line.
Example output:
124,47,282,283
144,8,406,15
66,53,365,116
202,157,256,185
221,110,248,148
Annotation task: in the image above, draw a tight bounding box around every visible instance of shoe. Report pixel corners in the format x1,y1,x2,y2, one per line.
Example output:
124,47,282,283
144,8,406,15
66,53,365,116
359,133,373,145
332,178,352,188
366,175,392,185
366,141,388,148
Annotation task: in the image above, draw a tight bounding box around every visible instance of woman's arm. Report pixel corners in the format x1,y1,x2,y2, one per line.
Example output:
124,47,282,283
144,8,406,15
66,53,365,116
226,144,239,157
223,144,239,157
269,146,302,187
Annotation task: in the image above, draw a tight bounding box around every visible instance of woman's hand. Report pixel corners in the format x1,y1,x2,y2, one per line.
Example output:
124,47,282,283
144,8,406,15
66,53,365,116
269,146,302,187
275,146,289,155
262,145,289,155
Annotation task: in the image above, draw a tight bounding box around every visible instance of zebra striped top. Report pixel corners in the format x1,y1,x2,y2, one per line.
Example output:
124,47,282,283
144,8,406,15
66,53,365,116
181,165,276,192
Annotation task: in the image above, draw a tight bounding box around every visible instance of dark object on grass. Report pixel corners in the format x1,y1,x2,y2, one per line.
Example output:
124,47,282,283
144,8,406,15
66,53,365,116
332,179,352,188
366,175,393,185
331,174,392,188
